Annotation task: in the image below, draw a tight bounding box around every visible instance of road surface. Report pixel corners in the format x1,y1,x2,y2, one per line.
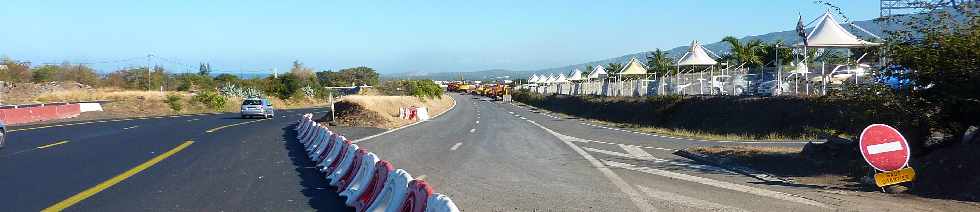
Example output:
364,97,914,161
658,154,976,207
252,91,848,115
0,107,384,211
3,94,971,211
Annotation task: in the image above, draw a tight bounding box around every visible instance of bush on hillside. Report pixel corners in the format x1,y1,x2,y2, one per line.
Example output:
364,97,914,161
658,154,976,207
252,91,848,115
165,93,183,112
193,91,227,111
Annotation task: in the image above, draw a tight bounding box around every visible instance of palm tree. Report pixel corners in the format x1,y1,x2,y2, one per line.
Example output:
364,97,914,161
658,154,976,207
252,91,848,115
645,49,673,75
721,36,764,68
606,63,623,74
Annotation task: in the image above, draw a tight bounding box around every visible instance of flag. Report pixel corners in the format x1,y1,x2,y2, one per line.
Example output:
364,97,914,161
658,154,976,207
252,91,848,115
797,15,808,46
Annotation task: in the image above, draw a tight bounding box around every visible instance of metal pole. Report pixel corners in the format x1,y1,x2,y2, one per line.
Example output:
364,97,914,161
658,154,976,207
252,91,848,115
329,92,335,122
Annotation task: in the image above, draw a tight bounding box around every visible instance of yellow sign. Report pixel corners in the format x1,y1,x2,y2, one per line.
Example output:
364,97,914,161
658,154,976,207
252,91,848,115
874,167,916,187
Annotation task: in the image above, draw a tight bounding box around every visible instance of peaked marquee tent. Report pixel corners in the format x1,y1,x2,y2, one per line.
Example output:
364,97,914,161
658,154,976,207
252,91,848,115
617,57,649,75
528,74,539,83
567,69,584,81
676,40,718,66
801,12,881,48
587,65,608,79
554,73,568,83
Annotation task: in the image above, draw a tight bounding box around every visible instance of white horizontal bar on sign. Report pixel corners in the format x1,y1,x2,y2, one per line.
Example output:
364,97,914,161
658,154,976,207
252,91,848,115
866,141,903,155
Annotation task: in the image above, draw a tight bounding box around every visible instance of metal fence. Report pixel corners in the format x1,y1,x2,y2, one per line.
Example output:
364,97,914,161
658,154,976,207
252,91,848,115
520,64,875,97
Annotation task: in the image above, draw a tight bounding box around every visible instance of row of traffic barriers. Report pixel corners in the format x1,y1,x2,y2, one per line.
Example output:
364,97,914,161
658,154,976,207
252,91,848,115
294,113,459,212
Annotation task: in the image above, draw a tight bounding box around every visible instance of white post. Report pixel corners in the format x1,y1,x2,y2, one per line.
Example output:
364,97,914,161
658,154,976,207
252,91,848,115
821,62,827,95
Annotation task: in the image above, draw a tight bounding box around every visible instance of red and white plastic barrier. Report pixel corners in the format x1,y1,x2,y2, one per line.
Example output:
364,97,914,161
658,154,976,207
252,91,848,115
294,114,459,212
0,103,81,125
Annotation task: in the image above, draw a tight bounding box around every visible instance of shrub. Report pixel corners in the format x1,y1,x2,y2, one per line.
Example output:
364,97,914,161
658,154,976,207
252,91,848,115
193,91,227,111
165,94,183,112
408,80,443,100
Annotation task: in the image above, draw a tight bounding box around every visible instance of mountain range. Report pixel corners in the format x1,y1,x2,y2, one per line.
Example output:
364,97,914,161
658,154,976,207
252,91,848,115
383,15,885,81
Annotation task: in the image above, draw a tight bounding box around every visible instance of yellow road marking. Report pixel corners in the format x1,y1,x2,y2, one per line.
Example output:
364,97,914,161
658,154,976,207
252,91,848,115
205,119,267,133
42,141,194,212
37,140,70,149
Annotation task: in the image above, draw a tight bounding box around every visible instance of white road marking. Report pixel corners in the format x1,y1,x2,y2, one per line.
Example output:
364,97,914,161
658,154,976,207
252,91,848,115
187,118,200,122
620,144,658,161
519,117,527,120
122,125,139,130
469,128,476,133
866,141,904,154
450,142,463,151
636,185,748,212
526,120,656,211
475,121,480,124
603,160,829,209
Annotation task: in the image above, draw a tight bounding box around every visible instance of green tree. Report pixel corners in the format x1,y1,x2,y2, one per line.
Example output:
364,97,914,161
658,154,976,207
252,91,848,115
32,65,62,82
315,66,380,87
756,41,794,67
198,63,211,76
645,49,674,75
720,36,764,68
0,57,33,83
606,63,623,74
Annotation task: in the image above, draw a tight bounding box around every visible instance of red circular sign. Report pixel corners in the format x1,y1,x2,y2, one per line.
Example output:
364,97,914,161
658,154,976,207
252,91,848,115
859,124,911,172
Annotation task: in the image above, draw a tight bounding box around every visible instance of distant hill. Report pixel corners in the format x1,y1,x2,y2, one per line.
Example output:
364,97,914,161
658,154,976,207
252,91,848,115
384,16,886,81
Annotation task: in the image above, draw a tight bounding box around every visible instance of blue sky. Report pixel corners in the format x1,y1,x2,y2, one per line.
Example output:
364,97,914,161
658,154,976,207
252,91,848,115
0,0,879,74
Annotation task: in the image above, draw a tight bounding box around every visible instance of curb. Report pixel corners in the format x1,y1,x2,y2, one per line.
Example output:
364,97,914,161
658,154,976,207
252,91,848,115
673,149,791,183
353,95,457,144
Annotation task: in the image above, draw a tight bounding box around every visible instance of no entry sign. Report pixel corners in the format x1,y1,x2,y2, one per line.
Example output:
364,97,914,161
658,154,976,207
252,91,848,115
859,124,911,172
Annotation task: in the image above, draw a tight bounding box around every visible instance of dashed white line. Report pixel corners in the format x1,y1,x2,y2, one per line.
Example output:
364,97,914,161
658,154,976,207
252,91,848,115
450,142,463,151
469,128,476,133
475,121,480,124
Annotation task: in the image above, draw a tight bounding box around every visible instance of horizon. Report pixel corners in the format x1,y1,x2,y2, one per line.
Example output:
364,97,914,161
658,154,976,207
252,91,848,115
1,0,879,74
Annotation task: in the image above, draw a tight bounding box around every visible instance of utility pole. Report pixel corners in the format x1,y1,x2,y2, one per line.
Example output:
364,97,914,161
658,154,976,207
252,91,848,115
146,54,152,91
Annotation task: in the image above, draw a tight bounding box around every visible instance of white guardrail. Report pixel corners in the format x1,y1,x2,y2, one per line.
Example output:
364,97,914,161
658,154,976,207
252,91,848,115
294,113,460,212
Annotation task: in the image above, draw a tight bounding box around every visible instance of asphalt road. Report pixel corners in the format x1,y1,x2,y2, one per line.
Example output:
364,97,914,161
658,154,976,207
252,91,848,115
357,93,844,211
0,107,385,211
3,94,965,211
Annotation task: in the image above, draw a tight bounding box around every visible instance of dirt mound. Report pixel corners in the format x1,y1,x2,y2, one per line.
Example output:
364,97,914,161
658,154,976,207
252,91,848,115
322,100,389,128
318,95,454,129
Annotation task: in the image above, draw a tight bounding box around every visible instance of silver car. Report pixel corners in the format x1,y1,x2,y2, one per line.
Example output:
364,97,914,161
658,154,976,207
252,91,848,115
240,98,275,119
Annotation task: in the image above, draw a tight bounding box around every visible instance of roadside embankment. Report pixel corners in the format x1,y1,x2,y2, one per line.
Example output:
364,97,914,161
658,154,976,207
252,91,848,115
18,88,327,124
325,95,453,129
512,90,924,142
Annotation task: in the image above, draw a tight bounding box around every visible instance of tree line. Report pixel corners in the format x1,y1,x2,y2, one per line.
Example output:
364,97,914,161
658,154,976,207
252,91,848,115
0,58,380,101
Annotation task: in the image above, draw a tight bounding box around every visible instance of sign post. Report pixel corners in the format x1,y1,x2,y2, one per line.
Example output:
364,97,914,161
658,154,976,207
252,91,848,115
859,124,915,189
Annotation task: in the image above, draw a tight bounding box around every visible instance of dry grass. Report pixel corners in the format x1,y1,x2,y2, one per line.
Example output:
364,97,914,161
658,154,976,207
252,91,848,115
558,114,819,141
33,88,327,117
35,88,171,102
339,94,454,129
691,146,802,158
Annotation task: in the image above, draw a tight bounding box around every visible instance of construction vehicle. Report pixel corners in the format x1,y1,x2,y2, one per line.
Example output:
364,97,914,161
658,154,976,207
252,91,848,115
447,82,474,93
482,84,511,101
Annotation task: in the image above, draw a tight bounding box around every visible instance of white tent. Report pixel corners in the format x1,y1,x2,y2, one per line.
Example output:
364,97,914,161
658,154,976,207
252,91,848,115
554,73,569,83
617,57,649,75
567,69,584,81
528,74,540,83
676,40,718,66
800,12,881,47
543,74,556,84
587,65,608,79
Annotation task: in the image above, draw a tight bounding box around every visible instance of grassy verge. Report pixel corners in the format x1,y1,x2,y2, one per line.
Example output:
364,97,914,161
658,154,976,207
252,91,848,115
520,102,821,141
34,88,327,118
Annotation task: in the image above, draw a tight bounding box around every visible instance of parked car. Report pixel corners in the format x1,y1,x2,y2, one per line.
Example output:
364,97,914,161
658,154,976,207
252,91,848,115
810,64,871,85
754,80,790,96
240,98,275,119
709,75,749,95
0,121,6,149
